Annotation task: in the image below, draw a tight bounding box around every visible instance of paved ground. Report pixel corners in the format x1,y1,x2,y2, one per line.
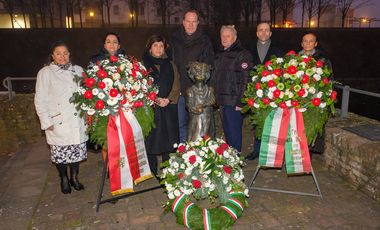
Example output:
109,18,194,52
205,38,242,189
0,136,379,230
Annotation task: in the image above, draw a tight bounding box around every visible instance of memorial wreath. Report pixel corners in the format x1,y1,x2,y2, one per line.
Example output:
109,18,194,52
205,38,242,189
160,136,249,229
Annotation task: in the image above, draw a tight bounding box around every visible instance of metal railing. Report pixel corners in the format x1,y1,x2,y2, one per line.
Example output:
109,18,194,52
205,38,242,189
2,77,36,100
334,84,380,118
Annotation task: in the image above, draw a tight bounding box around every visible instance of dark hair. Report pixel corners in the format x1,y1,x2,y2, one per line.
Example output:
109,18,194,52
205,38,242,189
103,32,121,44
49,40,70,63
145,34,168,51
183,9,200,20
302,31,318,42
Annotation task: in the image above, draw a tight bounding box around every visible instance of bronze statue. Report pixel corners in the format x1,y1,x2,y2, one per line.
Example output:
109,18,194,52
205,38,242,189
186,62,216,142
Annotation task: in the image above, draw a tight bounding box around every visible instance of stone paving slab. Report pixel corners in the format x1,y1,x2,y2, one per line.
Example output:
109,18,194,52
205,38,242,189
0,137,379,230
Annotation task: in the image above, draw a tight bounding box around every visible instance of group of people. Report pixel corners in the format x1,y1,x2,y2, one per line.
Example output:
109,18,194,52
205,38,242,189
34,9,331,194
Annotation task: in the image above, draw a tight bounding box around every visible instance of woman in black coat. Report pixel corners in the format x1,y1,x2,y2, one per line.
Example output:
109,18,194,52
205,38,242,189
142,35,180,176
89,32,126,66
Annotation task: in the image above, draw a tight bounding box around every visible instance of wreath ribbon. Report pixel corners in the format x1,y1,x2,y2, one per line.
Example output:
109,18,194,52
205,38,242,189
259,108,311,174
107,110,153,195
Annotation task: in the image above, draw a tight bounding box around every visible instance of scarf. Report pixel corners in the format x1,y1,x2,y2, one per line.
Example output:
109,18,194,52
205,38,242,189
52,62,72,70
142,52,174,98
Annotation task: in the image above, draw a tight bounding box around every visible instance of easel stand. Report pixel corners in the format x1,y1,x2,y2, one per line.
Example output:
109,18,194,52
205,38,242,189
248,166,323,198
96,155,162,212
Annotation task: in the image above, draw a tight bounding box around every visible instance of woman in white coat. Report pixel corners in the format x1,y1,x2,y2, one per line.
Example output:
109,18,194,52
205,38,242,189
35,41,88,194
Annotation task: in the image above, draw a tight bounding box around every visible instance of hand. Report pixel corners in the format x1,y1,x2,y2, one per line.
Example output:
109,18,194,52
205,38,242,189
47,125,54,131
235,106,242,111
158,98,170,107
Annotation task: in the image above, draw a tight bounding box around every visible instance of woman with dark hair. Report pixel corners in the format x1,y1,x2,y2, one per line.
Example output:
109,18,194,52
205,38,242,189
89,32,126,66
34,41,88,194
142,35,180,176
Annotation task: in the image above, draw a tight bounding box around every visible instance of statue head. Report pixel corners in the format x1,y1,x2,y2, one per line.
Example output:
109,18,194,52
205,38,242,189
187,62,212,83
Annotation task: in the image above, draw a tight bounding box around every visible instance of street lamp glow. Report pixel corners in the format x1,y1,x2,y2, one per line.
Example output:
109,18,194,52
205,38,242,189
89,11,95,17
361,18,368,23
310,20,315,26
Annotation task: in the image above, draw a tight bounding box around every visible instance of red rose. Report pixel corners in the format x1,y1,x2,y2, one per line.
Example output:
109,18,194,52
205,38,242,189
322,78,329,85
301,74,309,84
133,101,141,108
189,155,197,164
84,78,96,88
303,57,311,63
98,81,106,89
297,89,306,97
221,143,229,150
97,69,107,78
331,91,337,100
178,145,186,153
131,69,137,77
130,89,136,96
133,63,139,70
203,134,210,140
261,70,270,77
178,173,184,179
95,100,105,110
109,88,118,97
247,98,254,107
109,55,118,63
312,98,321,106
265,60,272,67
291,100,299,107
148,80,153,85
273,69,281,76
121,98,127,104
192,179,202,188
279,102,287,109
216,146,224,155
273,89,281,98
223,165,232,174
263,97,270,105
84,90,93,99
149,92,157,101
316,60,324,67
287,66,297,74
287,50,296,55
268,80,276,87
255,82,261,90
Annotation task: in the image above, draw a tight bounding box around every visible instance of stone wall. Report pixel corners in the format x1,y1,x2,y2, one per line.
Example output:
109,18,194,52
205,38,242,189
0,94,42,154
324,113,380,202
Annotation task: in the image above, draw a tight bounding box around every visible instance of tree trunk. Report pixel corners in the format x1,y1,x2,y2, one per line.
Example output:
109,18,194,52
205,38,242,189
9,13,14,28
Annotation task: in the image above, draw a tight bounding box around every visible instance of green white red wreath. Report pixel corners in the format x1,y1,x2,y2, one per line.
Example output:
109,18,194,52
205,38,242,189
160,136,249,229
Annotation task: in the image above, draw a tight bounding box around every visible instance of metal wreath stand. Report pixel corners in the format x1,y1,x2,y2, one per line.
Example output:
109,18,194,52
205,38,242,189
95,154,162,212
248,161,323,199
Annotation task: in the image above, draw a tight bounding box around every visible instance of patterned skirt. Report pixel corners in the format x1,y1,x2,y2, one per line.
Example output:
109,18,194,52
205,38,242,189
50,142,87,164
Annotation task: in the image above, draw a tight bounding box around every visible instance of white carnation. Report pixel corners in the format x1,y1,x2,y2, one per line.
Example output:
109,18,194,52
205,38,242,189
92,88,99,95
107,97,119,106
256,89,263,98
87,109,95,115
313,74,321,81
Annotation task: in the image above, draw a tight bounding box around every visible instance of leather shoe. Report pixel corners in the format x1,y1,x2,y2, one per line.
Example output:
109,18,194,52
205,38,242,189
245,152,259,160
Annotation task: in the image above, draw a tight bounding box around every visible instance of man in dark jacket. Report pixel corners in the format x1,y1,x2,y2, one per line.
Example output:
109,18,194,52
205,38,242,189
213,25,253,152
170,10,214,142
246,22,284,160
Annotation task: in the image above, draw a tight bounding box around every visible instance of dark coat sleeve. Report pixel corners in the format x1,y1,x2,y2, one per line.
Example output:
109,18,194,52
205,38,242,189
236,50,253,107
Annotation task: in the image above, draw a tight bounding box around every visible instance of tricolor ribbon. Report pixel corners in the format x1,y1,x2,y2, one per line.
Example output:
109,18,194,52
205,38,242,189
259,108,311,174
203,208,212,230
107,110,153,195
171,193,186,214
183,202,195,228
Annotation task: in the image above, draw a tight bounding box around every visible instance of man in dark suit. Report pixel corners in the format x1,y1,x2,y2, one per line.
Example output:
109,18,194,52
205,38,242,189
245,22,283,160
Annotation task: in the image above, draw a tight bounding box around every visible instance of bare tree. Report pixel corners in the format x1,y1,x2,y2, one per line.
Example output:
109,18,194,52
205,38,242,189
252,0,263,24
17,0,28,27
0,0,16,28
46,0,55,27
153,0,169,26
76,0,83,28
36,0,48,28
241,0,252,27
96,0,105,27
104,0,115,26
298,0,306,27
278,0,296,26
305,0,317,28
266,0,280,27
56,0,65,27
336,0,372,27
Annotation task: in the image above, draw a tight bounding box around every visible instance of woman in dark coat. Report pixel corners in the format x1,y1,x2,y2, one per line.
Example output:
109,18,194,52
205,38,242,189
142,35,180,176
89,32,126,66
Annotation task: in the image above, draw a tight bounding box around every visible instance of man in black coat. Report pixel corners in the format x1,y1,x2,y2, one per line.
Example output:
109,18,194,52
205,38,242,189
170,10,214,143
246,22,284,160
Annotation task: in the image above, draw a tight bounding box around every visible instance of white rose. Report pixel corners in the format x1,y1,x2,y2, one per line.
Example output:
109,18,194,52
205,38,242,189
107,97,119,106
308,87,316,94
87,109,95,115
270,102,278,108
285,100,291,107
254,103,259,108
174,189,181,197
288,92,294,98
92,88,99,95
168,192,175,199
320,102,326,108
252,76,258,82
316,67,323,75
102,78,113,89
112,73,120,81
296,70,304,78
98,92,105,99
313,74,321,81
101,109,110,116
279,91,285,99
276,57,284,63
317,91,323,98
256,89,263,98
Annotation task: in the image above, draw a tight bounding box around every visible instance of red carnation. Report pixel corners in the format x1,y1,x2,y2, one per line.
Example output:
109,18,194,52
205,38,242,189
98,81,106,89
149,92,157,101
121,98,127,104
279,102,287,109
316,60,324,67
268,80,276,87
84,90,93,99
247,98,254,107
178,173,184,179
223,165,232,174
312,98,321,106
322,78,329,85
297,89,306,97
203,134,210,140
273,89,281,98
291,100,299,107
331,91,337,100
216,146,224,155
109,55,118,63
95,100,105,110
221,143,229,150
192,179,202,188
303,57,311,63
287,66,297,74
131,69,137,77
189,155,197,164
255,82,261,90
265,60,272,67
109,88,118,97
301,75,310,84
263,97,270,105
287,50,296,55
130,89,136,96
97,69,107,78
273,69,281,76
261,70,270,77
178,145,186,153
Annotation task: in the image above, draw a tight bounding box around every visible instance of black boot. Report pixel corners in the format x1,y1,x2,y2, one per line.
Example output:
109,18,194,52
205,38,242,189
55,164,71,194
69,162,84,191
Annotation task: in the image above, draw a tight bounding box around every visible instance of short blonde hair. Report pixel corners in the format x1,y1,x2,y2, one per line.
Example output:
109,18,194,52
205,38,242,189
220,25,237,37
